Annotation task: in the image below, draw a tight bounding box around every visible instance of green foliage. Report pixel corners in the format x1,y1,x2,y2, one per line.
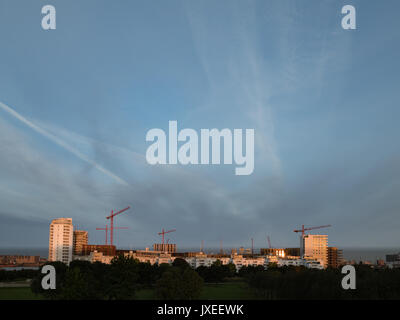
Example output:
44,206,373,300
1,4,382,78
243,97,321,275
155,266,203,300
28,255,185,300
11,259,399,300
246,265,400,300
0,269,39,282
106,255,139,300
136,262,159,287
226,263,237,277
181,268,204,299
172,258,191,270
61,267,92,300
154,268,181,299
31,261,67,300
196,260,233,283
238,265,265,278
30,257,139,300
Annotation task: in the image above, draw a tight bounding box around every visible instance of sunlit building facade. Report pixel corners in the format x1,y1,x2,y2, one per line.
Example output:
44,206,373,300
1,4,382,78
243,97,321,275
48,218,73,264
302,234,328,268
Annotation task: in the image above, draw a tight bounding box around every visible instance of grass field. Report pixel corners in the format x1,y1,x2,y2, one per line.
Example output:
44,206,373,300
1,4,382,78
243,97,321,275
0,287,43,300
0,281,253,300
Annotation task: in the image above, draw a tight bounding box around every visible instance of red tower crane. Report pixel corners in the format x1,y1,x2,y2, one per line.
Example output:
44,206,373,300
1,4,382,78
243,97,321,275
293,224,331,236
96,225,129,245
158,228,176,245
106,206,130,246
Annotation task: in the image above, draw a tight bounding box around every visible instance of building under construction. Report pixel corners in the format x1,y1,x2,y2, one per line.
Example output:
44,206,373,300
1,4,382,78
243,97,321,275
327,247,344,268
73,230,88,255
80,244,116,257
153,243,177,253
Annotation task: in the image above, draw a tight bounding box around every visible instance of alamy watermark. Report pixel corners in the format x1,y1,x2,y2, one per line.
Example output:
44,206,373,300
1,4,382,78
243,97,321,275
41,265,56,289
341,265,356,290
145,121,255,175
39,4,356,31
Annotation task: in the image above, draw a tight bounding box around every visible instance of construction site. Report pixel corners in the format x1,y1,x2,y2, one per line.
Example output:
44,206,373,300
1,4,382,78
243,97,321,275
48,206,344,270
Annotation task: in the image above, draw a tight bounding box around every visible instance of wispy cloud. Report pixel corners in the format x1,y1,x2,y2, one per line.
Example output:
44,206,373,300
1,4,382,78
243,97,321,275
185,1,282,176
0,101,129,186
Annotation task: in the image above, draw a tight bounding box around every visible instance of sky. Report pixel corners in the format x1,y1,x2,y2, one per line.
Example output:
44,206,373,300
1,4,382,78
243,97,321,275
0,0,399,251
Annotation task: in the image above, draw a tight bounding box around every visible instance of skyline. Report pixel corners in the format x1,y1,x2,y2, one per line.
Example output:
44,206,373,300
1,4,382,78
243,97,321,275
1,0,400,249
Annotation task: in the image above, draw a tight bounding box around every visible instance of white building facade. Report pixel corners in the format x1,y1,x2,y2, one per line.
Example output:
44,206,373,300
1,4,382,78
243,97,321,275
48,218,74,264
70,249,325,270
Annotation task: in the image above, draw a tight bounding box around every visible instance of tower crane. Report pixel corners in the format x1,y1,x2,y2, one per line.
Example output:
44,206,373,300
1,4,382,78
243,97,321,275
293,224,331,236
158,228,176,245
106,206,130,246
294,224,331,258
96,224,129,245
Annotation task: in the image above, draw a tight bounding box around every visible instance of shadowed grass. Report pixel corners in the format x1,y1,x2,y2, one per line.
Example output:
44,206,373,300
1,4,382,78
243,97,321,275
0,287,43,300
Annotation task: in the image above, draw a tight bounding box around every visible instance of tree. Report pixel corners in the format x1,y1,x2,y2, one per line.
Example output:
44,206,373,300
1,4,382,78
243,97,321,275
207,260,230,282
155,268,182,300
195,265,209,281
155,267,203,300
172,258,191,270
106,255,139,300
181,268,203,299
62,260,105,300
226,263,237,277
137,262,158,286
61,267,92,300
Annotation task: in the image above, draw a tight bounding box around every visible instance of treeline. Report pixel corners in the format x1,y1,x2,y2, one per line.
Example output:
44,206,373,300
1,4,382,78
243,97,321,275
196,260,236,282
241,264,400,300
0,269,38,282
30,256,204,300
24,257,400,300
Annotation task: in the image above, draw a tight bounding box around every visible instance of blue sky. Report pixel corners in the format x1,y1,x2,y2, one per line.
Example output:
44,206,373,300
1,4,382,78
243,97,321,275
0,0,399,250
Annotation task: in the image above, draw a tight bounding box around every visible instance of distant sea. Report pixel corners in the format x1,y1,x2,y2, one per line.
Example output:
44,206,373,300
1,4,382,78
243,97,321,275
339,247,400,263
1,247,399,263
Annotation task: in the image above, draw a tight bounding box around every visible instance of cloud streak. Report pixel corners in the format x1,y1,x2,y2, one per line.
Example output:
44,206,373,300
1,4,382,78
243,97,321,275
0,101,128,186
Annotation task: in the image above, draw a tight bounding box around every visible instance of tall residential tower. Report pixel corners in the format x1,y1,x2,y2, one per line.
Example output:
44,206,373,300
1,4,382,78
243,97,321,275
48,218,73,264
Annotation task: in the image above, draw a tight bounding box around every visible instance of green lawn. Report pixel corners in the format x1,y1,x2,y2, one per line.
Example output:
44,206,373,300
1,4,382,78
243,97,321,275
0,287,43,300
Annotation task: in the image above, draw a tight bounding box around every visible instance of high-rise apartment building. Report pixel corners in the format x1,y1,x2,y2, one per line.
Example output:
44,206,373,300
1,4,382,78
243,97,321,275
301,234,328,268
73,230,88,255
48,218,73,264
